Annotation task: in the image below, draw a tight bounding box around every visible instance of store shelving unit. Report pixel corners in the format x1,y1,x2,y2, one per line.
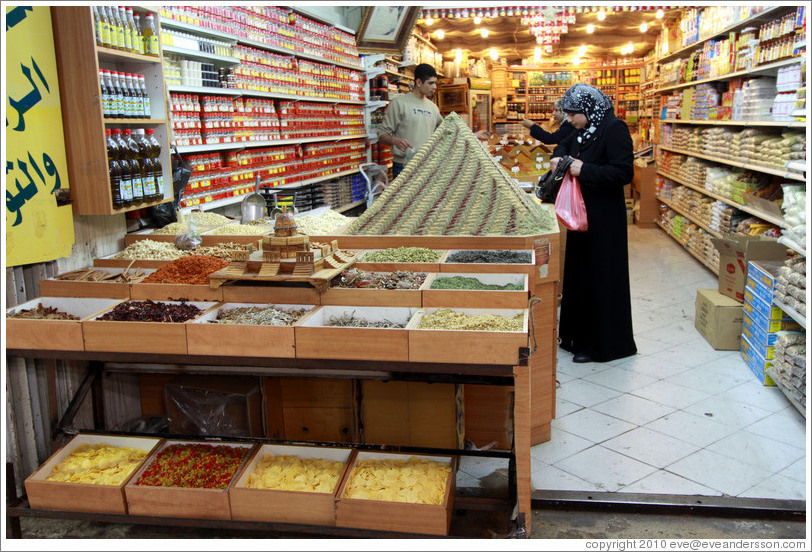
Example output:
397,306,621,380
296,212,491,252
765,367,806,417
656,195,722,238
655,220,720,275
659,146,806,182
51,6,173,216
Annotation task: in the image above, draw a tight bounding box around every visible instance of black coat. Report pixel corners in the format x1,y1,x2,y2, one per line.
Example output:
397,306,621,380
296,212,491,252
552,114,637,362
529,120,575,145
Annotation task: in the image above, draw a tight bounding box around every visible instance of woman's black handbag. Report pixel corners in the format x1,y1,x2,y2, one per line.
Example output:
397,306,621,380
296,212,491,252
535,155,574,203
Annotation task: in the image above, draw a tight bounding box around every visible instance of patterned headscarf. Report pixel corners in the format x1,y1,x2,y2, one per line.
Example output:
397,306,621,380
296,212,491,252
559,83,614,147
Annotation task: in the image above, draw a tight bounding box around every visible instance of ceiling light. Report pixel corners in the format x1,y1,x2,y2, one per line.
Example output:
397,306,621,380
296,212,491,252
597,10,606,21
578,45,588,56
480,28,489,38
620,46,629,55
435,30,444,39
640,23,648,33
425,17,433,26
586,23,595,34
474,16,481,25
626,42,634,52
656,9,664,19
573,56,581,66
455,49,462,62
489,48,499,60
534,47,542,60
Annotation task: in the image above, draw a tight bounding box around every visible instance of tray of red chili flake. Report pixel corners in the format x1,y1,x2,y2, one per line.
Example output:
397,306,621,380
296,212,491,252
125,441,255,519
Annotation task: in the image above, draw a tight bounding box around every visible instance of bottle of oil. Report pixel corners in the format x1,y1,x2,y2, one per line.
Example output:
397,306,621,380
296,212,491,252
109,129,132,207
133,129,157,202
126,8,141,54
132,12,144,55
145,128,163,200
142,14,160,57
107,129,126,209
122,129,144,204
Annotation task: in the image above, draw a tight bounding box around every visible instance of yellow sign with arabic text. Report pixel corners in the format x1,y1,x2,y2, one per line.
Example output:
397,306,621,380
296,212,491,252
5,5,74,266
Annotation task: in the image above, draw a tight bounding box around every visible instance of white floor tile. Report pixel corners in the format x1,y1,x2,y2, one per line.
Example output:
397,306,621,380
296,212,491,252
531,465,604,492
739,473,806,500
777,458,807,484
556,378,622,408
625,334,664,357
554,446,658,492
631,379,712,410
643,339,730,370
666,449,770,496
555,370,577,384
603,427,701,469
706,431,805,472
554,397,583,418
530,426,594,465
617,470,721,496
615,355,694,380
591,393,676,426
644,410,735,448
718,381,801,413
636,321,699,347
580,365,659,393
745,410,807,447
553,408,637,444
556,357,614,380
666,364,751,395
682,396,773,430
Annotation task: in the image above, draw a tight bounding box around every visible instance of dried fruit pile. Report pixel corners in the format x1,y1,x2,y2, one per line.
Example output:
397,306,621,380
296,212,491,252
333,269,426,289
8,304,79,320
343,456,450,504
141,255,229,285
135,443,248,489
46,443,147,485
343,112,556,236
245,454,344,493
96,300,202,322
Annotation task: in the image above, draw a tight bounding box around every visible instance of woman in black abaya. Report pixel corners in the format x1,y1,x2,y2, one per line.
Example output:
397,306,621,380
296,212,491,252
551,83,637,363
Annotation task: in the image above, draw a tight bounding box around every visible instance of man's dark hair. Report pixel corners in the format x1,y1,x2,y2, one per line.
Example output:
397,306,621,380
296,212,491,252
414,63,437,84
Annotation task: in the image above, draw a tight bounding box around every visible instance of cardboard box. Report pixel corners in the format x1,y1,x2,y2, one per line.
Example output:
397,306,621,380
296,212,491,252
739,329,774,360
711,236,787,302
694,289,743,350
163,375,264,438
740,335,775,386
742,307,801,333
745,260,784,304
743,293,794,322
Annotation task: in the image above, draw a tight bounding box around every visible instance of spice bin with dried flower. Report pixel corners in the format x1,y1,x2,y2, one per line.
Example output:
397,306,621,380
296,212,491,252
321,269,430,308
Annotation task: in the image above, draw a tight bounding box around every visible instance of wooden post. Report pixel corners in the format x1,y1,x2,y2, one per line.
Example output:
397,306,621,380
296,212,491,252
512,363,532,536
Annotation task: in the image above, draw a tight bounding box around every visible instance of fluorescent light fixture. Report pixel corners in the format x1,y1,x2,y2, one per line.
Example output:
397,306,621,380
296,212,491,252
489,48,499,60
656,9,664,19
640,23,648,33
474,16,481,25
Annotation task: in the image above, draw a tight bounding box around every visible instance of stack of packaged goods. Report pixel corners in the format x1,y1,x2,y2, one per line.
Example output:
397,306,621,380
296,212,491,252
671,186,714,227
701,127,735,158
751,131,805,169
771,330,806,407
775,257,807,319
669,125,702,150
737,78,777,120
780,184,806,248
655,175,674,199
704,166,742,196
691,83,720,119
709,201,747,236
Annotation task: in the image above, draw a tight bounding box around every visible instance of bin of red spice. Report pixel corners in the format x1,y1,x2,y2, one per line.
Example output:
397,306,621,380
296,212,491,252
129,255,228,302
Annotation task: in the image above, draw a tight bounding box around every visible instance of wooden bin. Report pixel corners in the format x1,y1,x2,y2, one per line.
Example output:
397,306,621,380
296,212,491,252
129,281,224,302
408,308,529,365
187,303,317,358
440,249,536,277
40,267,153,299
125,440,255,520
93,253,173,269
229,444,354,525
82,301,219,354
24,433,161,514
422,273,528,309
352,249,447,273
6,297,122,351
294,306,415,361
335,451,456,536
221,282,321,305
320,271,431,307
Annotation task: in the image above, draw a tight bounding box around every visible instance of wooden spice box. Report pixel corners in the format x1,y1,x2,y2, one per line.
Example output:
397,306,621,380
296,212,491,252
125,440,255,520
229,444,355,525
94,253,173,269
440,249,536,277
320,272,431,308
408,308,529,365
129,282,224,302
352,249,448,273
221,281,321,305
335,451,456,536
39,267,153,299
82,301,219,354
6,297,122,351
24,433,162,514
422,273,529,309
187,303,317,358
294,306,416,361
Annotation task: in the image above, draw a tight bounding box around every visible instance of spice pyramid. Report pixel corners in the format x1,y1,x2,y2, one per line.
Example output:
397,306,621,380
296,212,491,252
344,112,556,236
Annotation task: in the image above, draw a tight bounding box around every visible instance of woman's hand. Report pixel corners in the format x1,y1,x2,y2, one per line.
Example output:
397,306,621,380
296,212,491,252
549,157,561,171
569,159,583,176
521,118,534,129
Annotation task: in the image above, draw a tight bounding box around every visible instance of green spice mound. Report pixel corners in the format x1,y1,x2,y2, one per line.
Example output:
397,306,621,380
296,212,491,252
446,250,532,263
361,247,442,263
430,276,523,291
418,309,524,331
342,112,556,236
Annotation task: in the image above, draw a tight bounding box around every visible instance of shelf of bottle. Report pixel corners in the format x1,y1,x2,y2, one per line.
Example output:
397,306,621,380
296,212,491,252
271,168,360,191
657,170,787,228
159,17,239,42
165,84,365,104
655,58,803,93
656,195,722,238
111,196,172,215
176,133,367,154
656,221,720,275
661,118,807,128
161,45,240,65
104,118,167,125
656,6,787,64
96,46,161,63
659,146,806,182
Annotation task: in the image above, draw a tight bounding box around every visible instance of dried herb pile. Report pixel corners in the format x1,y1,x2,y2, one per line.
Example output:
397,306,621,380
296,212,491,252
142,255,229,285
430,276,523,291
134,443,248,489
333,269,426,290
445,250,531,264
212,305,312,326
8,304,79,320
326,312,405,328
361,247,443,263
111,240,251,261
96,300,202,322
418,309,524,331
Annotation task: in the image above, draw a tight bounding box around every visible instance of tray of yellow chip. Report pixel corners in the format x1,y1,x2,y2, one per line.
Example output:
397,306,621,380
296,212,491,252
229,444,354,526
24,433,162,514
335,451,457,536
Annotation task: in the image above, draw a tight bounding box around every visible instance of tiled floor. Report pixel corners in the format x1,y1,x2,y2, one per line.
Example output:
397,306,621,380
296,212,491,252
458,225,807,501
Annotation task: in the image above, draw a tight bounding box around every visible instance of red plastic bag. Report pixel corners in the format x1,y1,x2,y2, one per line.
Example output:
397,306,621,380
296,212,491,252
555,172,588,231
